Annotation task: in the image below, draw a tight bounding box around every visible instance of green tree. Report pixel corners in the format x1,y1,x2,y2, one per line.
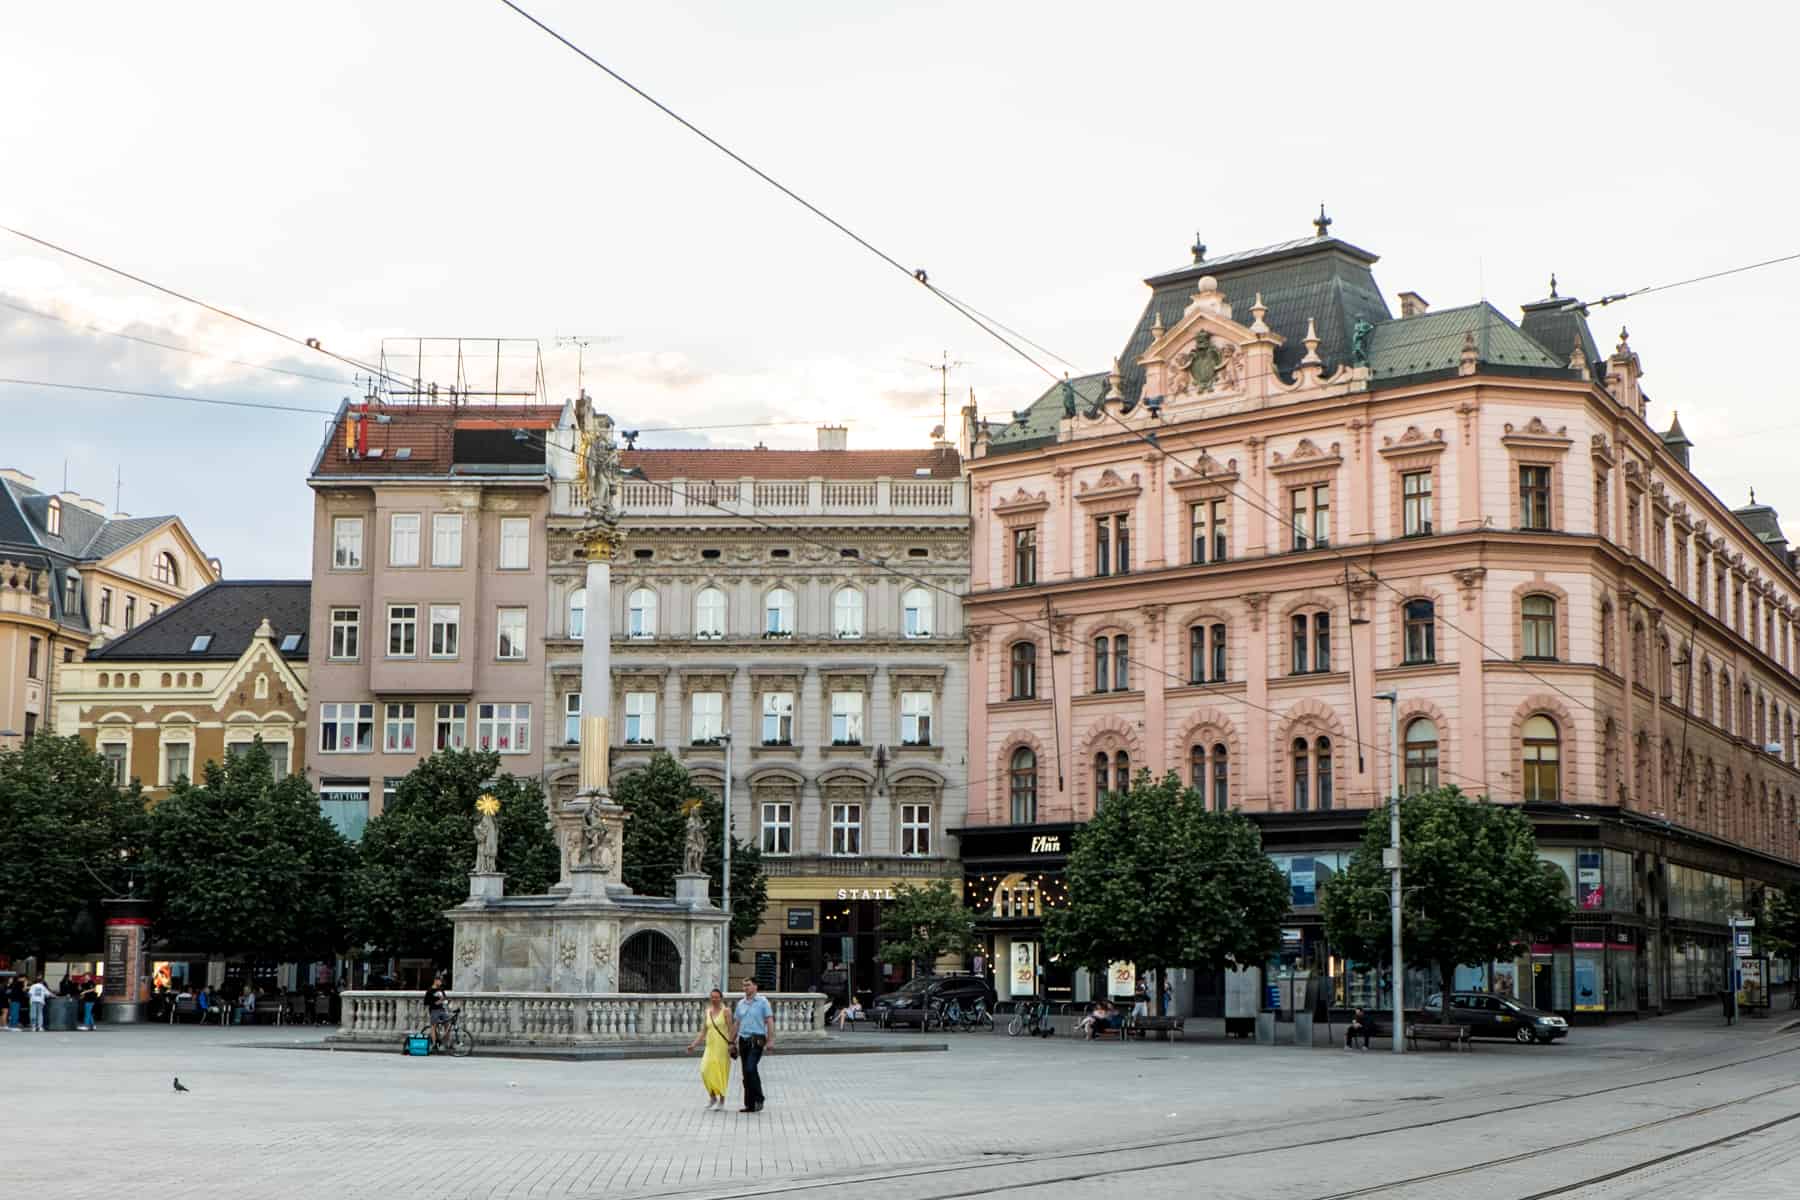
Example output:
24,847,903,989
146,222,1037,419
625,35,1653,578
615,751,767,953
1760,884,1800,1009
1321,787,1571,1009
0,734,144,961
351,749,558,963
143,740,354,959
880,879,975,976
1045,771,1290,998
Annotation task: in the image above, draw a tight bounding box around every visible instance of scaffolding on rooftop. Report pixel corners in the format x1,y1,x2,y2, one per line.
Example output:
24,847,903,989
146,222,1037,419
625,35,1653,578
366,337,549,406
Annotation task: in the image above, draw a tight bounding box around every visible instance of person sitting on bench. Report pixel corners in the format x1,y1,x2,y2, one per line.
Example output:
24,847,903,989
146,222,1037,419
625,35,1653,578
1345,1007,1374,1050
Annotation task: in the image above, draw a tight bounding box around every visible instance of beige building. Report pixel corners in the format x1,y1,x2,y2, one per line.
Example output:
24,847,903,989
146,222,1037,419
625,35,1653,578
303,401,560,835
56,581,310,801
0,467,217,745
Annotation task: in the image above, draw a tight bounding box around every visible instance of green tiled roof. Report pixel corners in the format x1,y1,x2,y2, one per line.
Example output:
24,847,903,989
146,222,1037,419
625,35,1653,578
1366,303,1564,380
985,372,1106,453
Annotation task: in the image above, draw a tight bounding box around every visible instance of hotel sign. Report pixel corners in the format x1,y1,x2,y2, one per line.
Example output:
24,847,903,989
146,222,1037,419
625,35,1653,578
836,888,898,901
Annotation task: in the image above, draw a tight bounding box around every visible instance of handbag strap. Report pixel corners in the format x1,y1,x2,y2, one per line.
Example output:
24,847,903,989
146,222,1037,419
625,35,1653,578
707,1010,732,1046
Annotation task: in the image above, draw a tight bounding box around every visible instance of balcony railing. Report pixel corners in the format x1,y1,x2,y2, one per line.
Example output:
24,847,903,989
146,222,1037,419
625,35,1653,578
760,855,957,879
618,476,966,517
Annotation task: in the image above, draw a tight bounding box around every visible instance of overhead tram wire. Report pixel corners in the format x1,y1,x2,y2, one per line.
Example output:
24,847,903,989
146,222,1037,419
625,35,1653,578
0,377,340,417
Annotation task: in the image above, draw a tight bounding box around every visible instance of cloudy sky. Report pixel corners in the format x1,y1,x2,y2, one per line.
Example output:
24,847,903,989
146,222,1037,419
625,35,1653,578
3,0,1797,577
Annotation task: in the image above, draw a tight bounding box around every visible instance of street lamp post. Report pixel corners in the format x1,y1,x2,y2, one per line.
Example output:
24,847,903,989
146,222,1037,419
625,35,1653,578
720,731,733,994
1374,691,1404,1054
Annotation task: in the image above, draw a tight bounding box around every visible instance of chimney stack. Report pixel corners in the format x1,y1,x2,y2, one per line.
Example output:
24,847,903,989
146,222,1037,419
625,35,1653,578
816,425,848,452
1399,291,1430,318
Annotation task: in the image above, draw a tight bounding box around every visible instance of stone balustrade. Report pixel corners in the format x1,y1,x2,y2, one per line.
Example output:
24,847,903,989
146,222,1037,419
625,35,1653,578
336,991,828,1046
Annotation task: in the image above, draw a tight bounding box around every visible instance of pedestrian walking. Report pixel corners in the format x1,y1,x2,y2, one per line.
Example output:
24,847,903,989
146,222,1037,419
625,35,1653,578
27,977,51,1032
685,988,735,1109
731,978,775,1113
5,976,23,1030
79,980,100,1031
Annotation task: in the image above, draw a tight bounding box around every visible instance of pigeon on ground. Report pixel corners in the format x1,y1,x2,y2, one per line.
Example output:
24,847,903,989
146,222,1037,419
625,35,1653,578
172,1077,190,1093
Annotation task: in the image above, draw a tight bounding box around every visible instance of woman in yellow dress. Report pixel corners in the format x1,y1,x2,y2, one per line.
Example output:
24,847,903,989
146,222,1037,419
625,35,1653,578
686,987,734,1108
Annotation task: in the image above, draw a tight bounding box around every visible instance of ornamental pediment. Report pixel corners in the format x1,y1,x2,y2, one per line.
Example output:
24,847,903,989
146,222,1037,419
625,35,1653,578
1269,438,1343,474
1136,276,1280,403
1377,426,1446,457
1077,468,1142,502
992,486,1050,516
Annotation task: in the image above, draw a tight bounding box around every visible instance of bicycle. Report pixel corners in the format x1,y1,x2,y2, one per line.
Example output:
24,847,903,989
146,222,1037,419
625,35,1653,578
1006,1000,1053,1037
420,1006,475,1057
964,999,994,1031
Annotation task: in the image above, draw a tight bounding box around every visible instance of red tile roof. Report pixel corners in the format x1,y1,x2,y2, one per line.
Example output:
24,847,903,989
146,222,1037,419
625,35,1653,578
311,403,564,477
623,448,961,481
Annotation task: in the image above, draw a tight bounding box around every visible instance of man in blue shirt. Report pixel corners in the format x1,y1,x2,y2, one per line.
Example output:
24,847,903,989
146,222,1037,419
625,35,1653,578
731,979,775,1113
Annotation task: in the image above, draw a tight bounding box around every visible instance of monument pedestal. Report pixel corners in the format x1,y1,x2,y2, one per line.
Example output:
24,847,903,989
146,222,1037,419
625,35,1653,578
468,872,506,901
673,872,711,907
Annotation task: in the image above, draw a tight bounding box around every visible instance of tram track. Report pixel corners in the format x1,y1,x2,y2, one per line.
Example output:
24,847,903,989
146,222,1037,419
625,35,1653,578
645,1038,1800,1200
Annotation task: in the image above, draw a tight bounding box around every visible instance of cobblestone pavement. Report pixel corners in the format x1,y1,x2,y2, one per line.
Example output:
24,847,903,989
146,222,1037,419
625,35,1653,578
4,1008,1797,1199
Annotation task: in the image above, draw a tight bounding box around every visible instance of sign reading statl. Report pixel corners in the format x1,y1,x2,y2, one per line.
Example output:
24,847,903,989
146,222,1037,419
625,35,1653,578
836,888,897,901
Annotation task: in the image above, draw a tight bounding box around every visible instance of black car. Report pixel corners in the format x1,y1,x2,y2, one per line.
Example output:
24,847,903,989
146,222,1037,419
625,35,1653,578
1423,991,1569,1043
871,975,996,1027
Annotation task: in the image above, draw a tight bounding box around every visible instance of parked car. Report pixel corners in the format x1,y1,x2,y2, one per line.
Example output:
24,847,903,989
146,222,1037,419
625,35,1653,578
871,975,996,1028
1422,991,1569,1043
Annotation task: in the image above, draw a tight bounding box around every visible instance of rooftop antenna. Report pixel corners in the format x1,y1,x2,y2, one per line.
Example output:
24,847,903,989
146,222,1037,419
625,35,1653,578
907,350,969,440
556,334,621,399
114,465,122,514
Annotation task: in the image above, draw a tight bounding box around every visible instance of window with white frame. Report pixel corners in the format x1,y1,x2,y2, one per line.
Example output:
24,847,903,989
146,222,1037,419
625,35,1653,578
761,802,792,855
383,703,417,753
496,607,527,659
900,691,933,746
624,691,657,744
431,513,463,566
901,587,933,637
1401,471,1434,536
499,517,530,569
563,693,581,744
475,702,531,754
1190,499,1228,564
764,587,794,636
901,803,931,855
100,741,128,786
387,605,417,657
761,691,794,745
831,691,864,745
567,587,586,640
833,587,865,638
627,588,657,638
830,802,863,855
429,604,460,658
695,587,725,639
333,517,364,569
163,741,191,786
690,691,723,743
330,608,360,660
434,703,467,750
389,513,420,566
319,702,375,753
1290,484,1330,550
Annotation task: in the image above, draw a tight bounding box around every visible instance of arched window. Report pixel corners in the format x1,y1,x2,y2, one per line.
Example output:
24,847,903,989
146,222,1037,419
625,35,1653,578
1404,717,1439,794
1292,737,1311,811
832,587,864,638
1403,599,1436,664
1522,715,1561,802
1315,737,1333,809
1093,636,1110,692
901,587,933,638
1113,635,1130,691
1701,661,1714,723
1599,603,1616,670
1719,669,1732,732
1212,744,1229,811
1521,594,1557,659
1742,684,1753,741
1114,750,1130,790
1009,748,1038,823
46,496,62,536
695,586,725,639
1659,636,1673,699
1291,611,1330,673
1190,743,1206,790
626,587,657,638
1010,642,1037,699
1757,695,1768,746
154,552,179,586
1094,752,1111,798
567,587,586,640
764,587,794,636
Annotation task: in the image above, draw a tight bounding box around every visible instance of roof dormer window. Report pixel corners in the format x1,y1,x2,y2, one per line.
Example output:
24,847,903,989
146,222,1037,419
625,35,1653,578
189,634,213,653
46,497,61,536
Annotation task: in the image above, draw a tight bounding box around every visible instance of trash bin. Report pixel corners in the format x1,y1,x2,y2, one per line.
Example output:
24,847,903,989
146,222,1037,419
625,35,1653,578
44,996,77,1032
1255,1010,1276,1044
1295,1011,1316,1047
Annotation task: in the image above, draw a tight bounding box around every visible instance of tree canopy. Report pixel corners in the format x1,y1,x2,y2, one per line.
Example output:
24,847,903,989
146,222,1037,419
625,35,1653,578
615,751,767,953
879,879,975,975
0,734,144,961
1760,883,1800,1009
350,749,558,963
1045,771,1290,979
1321,786,1571,1002
142,740,355,959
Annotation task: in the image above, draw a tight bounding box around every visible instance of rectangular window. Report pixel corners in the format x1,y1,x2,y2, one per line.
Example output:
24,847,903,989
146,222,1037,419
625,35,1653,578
100,587,113,625
101,742,128,786
1115,514,1130,575
831,691,864,745
475,702,531,754
434,703,467,750
1211,623,1227,682
1314,613,1331,672
1519,465,1552,530
431,513,463,567
761,691,794,745
1191,498,1227,564
124,595,137,629
27,637,40,680
1291,614,1309,674
319,702,375,753
318,783,370,842
429,604,460,658
333,517,364,569
1012,526,1037,586
1402,471,1433,536
900,691,933,746
624,691,657,744
163,742,190,785
496,607,527,659
386,604,417,657
389,513,420,566
564,693,581,744
149,603,159,618
690,692,723,742
761,802,792,855
1094,516,1111,577
383,703,417,754
1291,485,1330,549
330,608,360,660
901,803,932,856
830,802,862,856
499,518,530,570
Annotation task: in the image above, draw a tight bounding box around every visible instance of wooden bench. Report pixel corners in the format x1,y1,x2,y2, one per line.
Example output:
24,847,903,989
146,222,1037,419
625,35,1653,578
1129,1015,1186,1041
1407,1022,1471,1051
